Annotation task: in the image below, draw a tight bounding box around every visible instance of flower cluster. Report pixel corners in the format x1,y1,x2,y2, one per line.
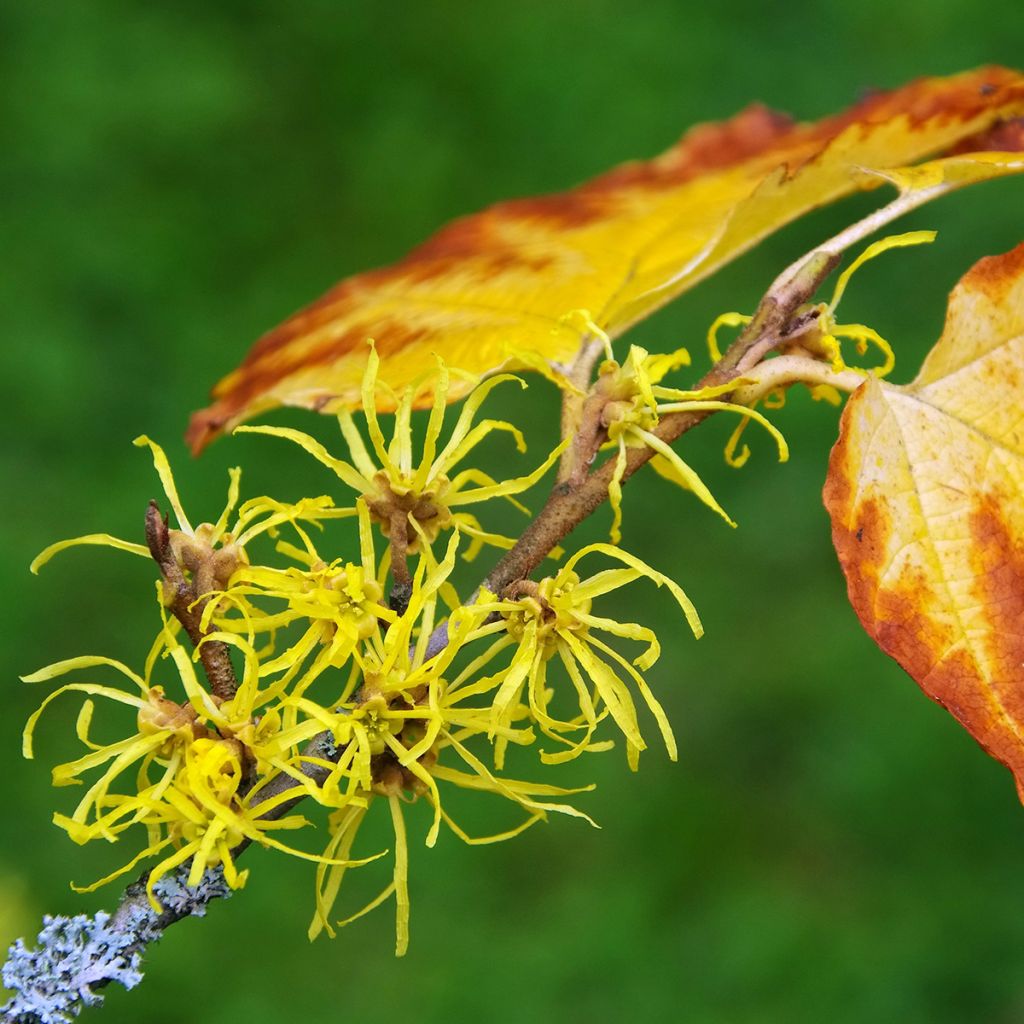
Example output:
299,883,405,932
592,342,789,540
25,358,699,957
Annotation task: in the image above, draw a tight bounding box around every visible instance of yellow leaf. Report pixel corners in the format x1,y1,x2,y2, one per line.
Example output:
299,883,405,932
188,67,1024,452
824,242,1024,795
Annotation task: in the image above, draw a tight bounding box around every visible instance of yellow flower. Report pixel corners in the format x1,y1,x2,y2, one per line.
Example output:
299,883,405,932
106,737,364,910
25,372,719,954
22,653,202,845
595,345,789,540
702,232,936,470
304,531,523,829
458,543,703,771
22,602,361,903
30,435,340,588
235,343,566,561
810,230,936,378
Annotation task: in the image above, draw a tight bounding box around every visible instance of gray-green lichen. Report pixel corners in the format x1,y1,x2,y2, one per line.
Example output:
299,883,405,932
1,870,231,1024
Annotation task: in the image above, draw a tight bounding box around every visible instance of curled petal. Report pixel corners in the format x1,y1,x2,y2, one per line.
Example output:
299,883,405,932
133,435,193,534
30,534,149,574
234,425,370,494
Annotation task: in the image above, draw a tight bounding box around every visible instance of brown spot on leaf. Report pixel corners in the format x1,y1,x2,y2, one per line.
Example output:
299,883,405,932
969,494,1024,722
829,475,1024,780
958,241,1024,305
950,115,1024,154
817,65,1024,137
873,566,956,696
833,493,893,630
577,104,797,198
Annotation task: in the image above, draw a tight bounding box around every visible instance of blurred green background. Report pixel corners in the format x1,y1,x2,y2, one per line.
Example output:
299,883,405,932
3,2,1024,1021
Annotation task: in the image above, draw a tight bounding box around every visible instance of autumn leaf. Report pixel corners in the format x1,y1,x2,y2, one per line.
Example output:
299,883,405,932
824,242,1024,794
188,66,1024,453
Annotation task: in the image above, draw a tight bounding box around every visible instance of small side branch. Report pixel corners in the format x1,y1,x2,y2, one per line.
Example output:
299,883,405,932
388,511,412,614
144,502,238,700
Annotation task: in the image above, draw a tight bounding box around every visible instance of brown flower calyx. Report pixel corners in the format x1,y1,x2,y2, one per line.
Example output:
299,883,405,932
503,574,590,647
137,689,209,742
168,526,247,599
352,684,438,796
144,502,247,601
364,471,453,550
370,741,438,799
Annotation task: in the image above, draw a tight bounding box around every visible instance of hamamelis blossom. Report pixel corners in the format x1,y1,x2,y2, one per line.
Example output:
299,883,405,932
809,230,936,378
446,543,704,771
595,344,789,541
21,618,357,902
31,435,340,590
706,231,937,428
21,339,731,958
235,344,566,562
22,652,203,847
101,736,363,910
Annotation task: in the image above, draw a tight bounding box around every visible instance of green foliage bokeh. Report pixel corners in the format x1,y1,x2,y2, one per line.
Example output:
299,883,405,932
3,3,1024,1021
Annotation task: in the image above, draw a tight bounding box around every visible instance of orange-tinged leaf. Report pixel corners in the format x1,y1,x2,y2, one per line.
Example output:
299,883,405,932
824,242,1024,794
188,67,1024,453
